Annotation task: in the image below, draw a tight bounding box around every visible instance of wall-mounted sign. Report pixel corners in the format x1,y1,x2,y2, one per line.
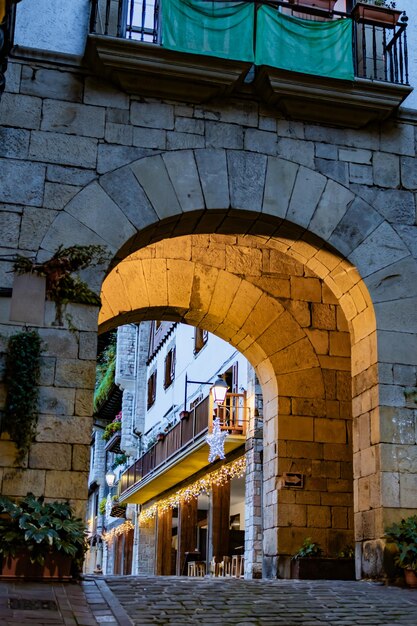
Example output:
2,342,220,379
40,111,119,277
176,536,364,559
283,473,304,489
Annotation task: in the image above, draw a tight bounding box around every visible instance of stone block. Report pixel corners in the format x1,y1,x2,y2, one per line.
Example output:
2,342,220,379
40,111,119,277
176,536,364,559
43,182,80,210
278,137,315,168
0,93,41,129
36,415,92,444
162,151,204,212
373,152,400,188
380,121,415,156
287,166,326,228
314,418,346,443
29,443,71,470
315,158,349,185
131,154,181,219
19,207,57,251
381,471,400,507
329,197,383,258
312,304,336,330
64,181,136,250
45,470,88,500
29,131,97,168
167,131,204,150
315,142,338,160
75,389,94,417
329,332,350,357
84,77,129,109
309,179,354,241
0,159,45,207
378,330,417,365
245,129,276,155
205,121,243,149
97,144,152,174
72,444,90,471
400,474,417,508
379,406,416,444
349,163,373,185
46,165,97,186
195,148,229,209
279,415,314,441
0,212,20,247
131,101,174,129
400,156,417,190
262,157,298,218
2,469,46,497
78,332,98,360
374,188,415,226
55,358,96,389
339,148,372,164
175,117,204,135
227,151,267,211
39,387,75,416
307,505,331,528
278,503,306,527
105,122,133,145
350,222,409,278
133,127,166,149
4,62,21,94
100,165,158,231
331,507,348,529
21,66,83,102
0,127,30,159
39,328,79,359
0,440,21,467
39,356,56,386
290,276,321,302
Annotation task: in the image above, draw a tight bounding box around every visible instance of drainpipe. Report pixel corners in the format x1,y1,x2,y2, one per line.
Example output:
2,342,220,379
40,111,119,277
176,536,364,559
0,0,21,100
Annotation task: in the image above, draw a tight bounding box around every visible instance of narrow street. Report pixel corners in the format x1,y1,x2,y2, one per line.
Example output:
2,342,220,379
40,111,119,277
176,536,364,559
91,576,417,626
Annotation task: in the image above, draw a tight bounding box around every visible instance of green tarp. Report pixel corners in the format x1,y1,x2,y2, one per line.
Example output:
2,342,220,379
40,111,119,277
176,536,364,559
255,7,354,81
161,1,354,81
161,0,255,63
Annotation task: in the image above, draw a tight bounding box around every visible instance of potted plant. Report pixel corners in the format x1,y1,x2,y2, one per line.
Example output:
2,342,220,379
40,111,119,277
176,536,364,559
291,537,355,580
351,1,402,28
0,493,87,579
385,515,417,588
102,418,122,442
289,0,337,11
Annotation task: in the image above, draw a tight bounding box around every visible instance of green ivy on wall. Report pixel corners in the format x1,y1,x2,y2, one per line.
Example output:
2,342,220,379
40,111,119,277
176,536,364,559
3,330,42,462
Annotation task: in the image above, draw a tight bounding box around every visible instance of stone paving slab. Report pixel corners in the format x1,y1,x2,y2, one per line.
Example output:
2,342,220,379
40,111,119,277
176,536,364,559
102,576,417,626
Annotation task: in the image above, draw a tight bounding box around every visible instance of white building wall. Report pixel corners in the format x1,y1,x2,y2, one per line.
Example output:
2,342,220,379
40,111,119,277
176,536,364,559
14,0,90,57
145,323,249,436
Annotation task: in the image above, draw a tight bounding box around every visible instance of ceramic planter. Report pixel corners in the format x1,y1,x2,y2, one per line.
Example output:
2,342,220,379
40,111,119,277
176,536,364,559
0,552,72,579
352,3,402,29
404,568,417,588
291,557,355,580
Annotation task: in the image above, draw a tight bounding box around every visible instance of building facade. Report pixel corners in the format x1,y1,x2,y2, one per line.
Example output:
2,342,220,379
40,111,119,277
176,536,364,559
0,0,416,580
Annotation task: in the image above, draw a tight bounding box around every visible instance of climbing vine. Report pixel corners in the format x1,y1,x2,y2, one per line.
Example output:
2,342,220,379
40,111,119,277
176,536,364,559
3,330,42,462
13,244,108,325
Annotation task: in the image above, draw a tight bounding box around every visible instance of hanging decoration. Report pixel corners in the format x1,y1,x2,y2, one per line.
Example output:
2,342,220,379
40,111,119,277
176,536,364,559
102,520,134,544
206,417,228,463
139,456,246,524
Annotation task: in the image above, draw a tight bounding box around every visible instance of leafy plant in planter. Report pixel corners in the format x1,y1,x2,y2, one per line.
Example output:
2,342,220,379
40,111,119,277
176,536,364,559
292,538,323,559
3,330,42,462
112,453,129,469
0,493,87,578
13,244,109,325
102,419,121,442
291,538,355,580
98,498,107,516
385,515,417,587
352,0,402,28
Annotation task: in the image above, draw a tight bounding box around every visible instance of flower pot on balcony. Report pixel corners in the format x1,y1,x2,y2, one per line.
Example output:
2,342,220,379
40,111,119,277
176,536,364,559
157,433,165,442
352,3,402,28
289,0,337,11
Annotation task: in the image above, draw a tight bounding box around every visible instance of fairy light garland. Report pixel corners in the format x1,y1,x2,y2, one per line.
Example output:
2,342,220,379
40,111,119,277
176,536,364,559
102,520,134,544
139,456,246,524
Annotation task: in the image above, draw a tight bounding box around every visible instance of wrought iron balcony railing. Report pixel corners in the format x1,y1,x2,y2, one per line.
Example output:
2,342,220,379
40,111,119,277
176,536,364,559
89,0,409,86
119,392,247,497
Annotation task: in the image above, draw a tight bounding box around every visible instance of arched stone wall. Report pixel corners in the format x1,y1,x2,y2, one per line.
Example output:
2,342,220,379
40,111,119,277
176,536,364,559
0,144,413,577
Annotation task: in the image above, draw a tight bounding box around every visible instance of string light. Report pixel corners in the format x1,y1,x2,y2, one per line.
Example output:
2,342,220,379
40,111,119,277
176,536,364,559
102,520,134,544
139,456,246,524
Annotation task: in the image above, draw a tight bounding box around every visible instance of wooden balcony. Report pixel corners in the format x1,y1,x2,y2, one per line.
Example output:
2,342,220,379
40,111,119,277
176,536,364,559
119,393,247,504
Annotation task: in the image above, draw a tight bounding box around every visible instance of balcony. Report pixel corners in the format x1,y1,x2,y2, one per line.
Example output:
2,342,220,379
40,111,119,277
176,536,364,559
119,393,247,504
85,0,412,128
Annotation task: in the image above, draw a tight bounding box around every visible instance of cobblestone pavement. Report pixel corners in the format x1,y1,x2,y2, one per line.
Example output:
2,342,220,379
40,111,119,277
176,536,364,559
102,576,417,626
1,577,417,626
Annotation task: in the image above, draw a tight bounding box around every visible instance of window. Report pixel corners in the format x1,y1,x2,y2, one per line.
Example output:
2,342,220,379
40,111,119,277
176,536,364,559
194,328,208,354
164,347,176,389
147,370,157,409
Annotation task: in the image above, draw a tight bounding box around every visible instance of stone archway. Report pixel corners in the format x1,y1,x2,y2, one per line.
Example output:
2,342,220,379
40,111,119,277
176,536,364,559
4,148,416,578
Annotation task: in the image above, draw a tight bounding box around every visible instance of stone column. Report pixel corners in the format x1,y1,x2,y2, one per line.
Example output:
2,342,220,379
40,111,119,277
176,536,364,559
137,515,157,575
